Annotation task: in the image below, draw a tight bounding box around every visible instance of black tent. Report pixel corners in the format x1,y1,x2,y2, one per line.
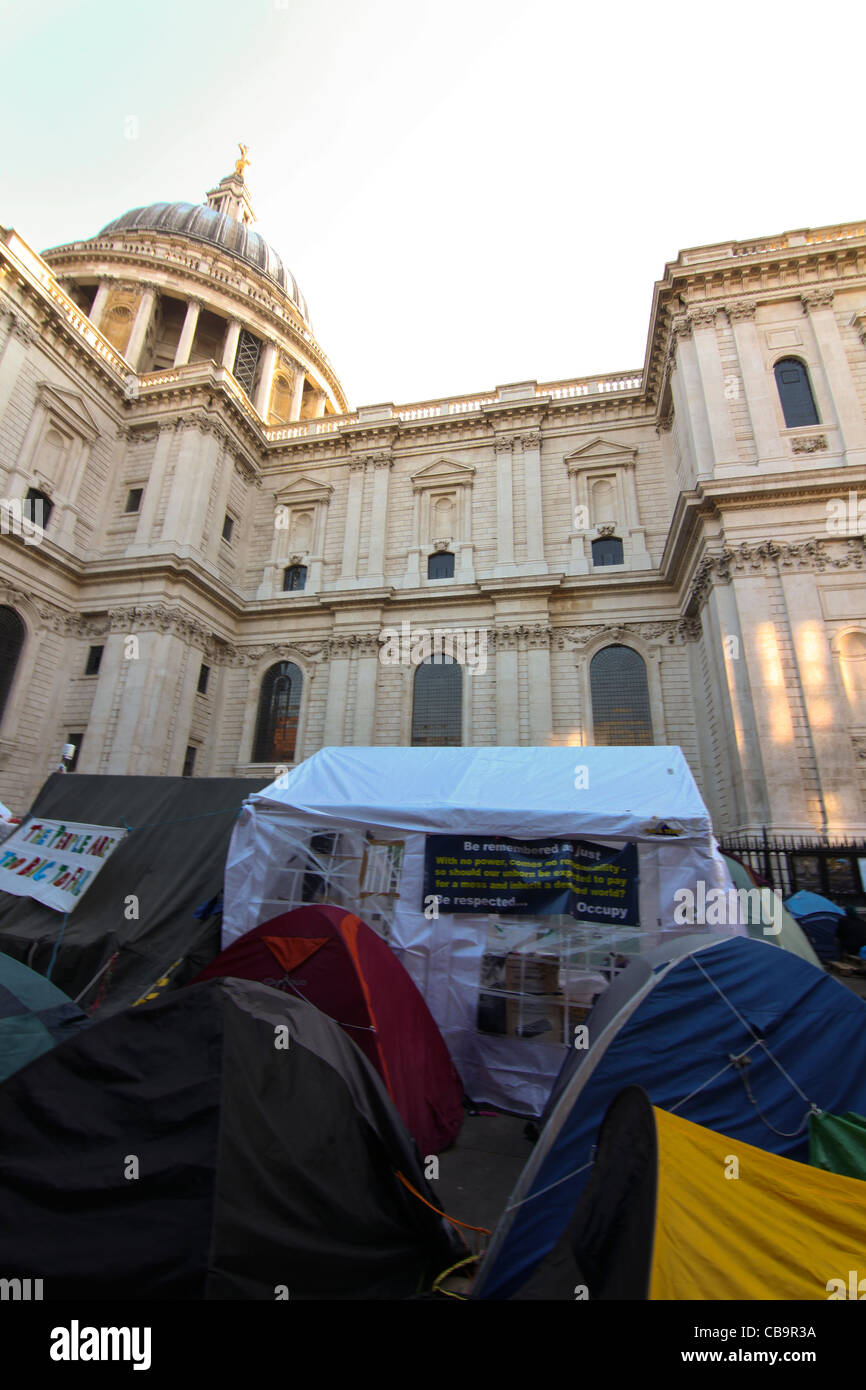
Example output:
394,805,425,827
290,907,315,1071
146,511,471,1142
0,976,462,1299
0,774,268,1014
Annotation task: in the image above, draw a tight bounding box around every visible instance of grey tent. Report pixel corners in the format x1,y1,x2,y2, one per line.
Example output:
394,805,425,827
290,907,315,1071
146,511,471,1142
0,773,268,1016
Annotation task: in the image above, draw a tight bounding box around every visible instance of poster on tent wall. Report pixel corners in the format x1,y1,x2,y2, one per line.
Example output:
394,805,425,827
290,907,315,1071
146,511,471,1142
423,835,639,925
0,818,127,914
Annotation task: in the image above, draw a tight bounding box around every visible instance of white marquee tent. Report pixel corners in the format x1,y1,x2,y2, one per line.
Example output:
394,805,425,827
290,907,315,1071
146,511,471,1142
223,746,736,1115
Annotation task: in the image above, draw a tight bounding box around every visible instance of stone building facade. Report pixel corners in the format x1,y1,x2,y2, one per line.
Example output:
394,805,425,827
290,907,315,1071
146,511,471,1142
1,159,866,837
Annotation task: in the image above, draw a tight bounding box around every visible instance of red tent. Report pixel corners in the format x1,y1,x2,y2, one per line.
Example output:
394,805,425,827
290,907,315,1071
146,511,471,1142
192,906,465,1154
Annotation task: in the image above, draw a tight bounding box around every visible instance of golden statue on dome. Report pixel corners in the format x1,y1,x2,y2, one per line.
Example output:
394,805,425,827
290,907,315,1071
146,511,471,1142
235,143,250,177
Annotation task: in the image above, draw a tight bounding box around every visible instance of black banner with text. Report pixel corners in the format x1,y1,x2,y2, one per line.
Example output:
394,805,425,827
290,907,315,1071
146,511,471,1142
423,834,639,924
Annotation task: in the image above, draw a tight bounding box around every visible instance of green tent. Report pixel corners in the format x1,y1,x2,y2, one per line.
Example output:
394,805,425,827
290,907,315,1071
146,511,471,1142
0,951,88,1081
809,1110,866,1182
722,854,821,967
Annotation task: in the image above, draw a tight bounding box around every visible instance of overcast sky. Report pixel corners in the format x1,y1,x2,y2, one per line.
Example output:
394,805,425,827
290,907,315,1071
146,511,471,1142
3,0,862,409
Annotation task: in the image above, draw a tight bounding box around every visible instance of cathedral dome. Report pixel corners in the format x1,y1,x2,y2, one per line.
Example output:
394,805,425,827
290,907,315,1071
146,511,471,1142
97,199,309,321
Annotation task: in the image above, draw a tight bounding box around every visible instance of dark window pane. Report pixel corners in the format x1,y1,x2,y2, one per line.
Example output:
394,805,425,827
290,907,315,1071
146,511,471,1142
64,733,83,771
85,645,103,676
591,537,624,566
0,606,25,726
428,551,455,579
774,357,819,428
125,488,143,513
590,644,653,745
253,661,302,763
197,663,210,695
222,514,234,543
24,488,52,529
182,745,197,777
411,655,462,746
283,565,307,591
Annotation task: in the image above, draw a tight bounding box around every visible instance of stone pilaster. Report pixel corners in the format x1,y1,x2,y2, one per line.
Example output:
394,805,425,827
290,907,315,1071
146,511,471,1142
801,289,866,466
726,301,784,463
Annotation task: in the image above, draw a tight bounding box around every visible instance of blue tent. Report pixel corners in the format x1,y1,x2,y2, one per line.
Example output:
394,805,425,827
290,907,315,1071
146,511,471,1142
0,951,88,1082
474,933,866,1300
785,891,845,919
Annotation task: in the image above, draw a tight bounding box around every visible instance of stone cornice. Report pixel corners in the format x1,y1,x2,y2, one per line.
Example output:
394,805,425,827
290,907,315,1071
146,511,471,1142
688,536,866,611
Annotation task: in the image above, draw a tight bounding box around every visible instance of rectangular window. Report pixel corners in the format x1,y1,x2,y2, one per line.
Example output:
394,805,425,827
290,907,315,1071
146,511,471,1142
222,513,235,544
124,487,144,513
85,645,103,676
182,745,197,777
197,663,210,695
64,732,83,771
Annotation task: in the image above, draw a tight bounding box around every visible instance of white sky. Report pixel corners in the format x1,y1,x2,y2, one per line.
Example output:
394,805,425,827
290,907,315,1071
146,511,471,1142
3,0,863,409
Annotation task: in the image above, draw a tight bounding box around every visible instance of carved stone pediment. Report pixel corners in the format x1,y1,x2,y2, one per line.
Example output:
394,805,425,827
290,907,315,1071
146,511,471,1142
564,437,637,472
37,382,100,441
274,475,333,506
411,457,475,491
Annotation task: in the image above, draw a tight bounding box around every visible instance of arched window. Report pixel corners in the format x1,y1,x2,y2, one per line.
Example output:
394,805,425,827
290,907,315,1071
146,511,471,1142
590,644,653,745
24,488,52,529
411,655,462,746
253,661,303,763
283,565,307,591
427,551,455,579
591,536,624,566
0,607,25,727
774,358,819,428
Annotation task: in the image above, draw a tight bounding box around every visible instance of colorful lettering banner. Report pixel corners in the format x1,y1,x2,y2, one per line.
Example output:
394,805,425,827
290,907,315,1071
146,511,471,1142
0,818,128,914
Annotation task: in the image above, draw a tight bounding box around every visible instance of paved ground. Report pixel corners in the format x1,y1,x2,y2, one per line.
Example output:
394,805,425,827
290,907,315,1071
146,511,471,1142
436,1110,532,1236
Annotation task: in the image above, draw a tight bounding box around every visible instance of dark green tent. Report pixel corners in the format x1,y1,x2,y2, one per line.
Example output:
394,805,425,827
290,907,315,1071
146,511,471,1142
809,1110,866,1182
0,773,269,1015
0,950,87,1081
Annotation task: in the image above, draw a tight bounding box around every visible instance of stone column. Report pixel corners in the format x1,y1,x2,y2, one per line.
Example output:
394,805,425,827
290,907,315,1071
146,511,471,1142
74,632,130,774
700,580,770,829
312,388,327,419
290,368,306,419
129,424,175,551
160,424,220,552
526,629,553,744
726,300,784,463
494,437,515,572
352,638,379,744
323,640,351,745
670,318,715,479
173,299,201,367
206,446,237,562
778,566,863,831
732,573,815,832
222,318,242,369
801,289,866,467
0,313,35,428
340,460,366,580
690,308,739,467
88,282,111,333
495,630,519,743
253,341,278,418
366,455,391,579
521,431,546,568
124,287,157,371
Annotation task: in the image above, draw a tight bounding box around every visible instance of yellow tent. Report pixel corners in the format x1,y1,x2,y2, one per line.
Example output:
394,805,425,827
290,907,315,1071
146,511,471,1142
518,1087,866,1299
